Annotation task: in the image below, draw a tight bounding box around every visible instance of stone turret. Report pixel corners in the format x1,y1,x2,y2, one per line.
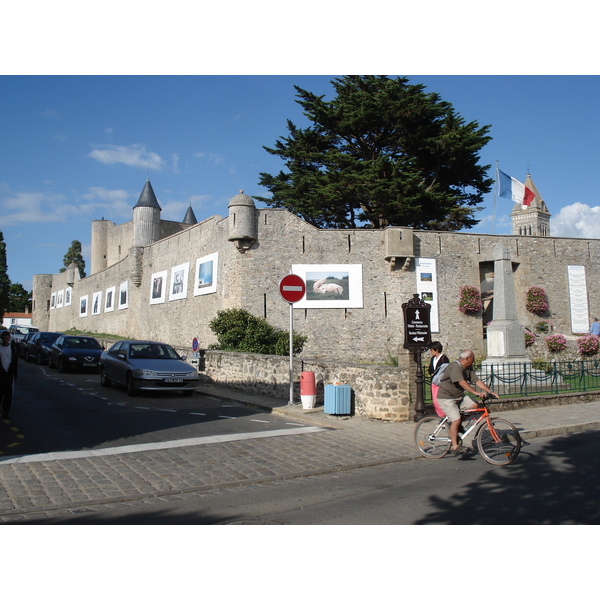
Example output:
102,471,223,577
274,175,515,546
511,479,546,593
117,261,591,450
133,179,162,247
228,190,257,252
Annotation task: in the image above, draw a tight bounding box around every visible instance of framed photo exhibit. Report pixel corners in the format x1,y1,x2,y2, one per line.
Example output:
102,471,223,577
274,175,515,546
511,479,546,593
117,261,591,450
415,258,440,332
118,281,128,310
56,290,64,309
169,262,189,301
92,291,102,315
64,287,72,307
291,264,363,309
105,286,116,313
79,295,88,317
50,292,56,310
150,270,167,305
194,252,218,296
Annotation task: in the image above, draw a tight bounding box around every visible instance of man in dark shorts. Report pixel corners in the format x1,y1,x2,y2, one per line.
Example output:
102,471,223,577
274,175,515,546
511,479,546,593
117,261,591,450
436,349,498,454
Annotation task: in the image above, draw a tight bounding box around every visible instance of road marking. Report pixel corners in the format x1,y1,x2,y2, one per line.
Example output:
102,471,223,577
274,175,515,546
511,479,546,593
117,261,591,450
218,415,237,419
0,426,326,465
251,419,270,423
190,412,206,416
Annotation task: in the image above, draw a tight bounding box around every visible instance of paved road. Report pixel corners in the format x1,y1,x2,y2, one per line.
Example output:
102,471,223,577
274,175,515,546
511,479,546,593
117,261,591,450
1,361,315,457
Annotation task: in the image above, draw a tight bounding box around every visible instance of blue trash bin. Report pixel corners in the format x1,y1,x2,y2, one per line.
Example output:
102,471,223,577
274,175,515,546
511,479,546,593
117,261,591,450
324,384,351,415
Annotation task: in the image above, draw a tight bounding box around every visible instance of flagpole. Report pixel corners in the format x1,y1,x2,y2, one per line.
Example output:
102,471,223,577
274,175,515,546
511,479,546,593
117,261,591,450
491,161,499,234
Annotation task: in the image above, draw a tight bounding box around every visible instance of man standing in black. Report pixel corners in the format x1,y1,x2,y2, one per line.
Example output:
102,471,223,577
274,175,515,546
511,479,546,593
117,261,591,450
0,330,18,419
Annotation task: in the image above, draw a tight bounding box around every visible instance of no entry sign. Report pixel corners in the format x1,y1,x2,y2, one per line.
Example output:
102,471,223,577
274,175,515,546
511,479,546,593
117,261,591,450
279,274,306,303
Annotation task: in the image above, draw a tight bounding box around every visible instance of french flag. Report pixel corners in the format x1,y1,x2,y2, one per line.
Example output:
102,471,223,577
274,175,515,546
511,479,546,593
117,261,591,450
498,169,535,207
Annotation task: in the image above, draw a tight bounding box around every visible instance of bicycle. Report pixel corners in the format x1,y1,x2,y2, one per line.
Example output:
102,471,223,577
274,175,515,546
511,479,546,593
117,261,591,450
414,393,521,465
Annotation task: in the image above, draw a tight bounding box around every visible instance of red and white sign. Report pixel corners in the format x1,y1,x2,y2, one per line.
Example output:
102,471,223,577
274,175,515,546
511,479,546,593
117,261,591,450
279,274,306,303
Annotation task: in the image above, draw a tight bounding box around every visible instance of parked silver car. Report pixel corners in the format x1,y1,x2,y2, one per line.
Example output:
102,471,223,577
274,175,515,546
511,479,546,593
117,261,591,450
99,340,199,396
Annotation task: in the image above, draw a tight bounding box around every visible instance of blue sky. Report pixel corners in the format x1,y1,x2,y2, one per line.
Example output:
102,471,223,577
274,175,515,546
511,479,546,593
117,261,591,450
1,74,599,292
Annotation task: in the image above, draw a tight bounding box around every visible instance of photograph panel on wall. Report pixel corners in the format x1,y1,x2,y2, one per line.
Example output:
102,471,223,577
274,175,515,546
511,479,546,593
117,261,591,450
92,291,102,315
56,290,64,309
79,295,88,317
150,270,167,305
105,286,116,313
118,281,128,310
50,292,56,310
169,262,189,302
194,252,218,296
415,258,440,332
292,264,363,309
65,287,72,307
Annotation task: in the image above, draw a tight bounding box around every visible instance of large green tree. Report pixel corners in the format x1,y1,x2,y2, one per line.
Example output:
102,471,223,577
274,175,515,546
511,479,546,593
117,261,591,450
60,240,86,278
0,231,10,322
256,76,493,230
8,283,32,313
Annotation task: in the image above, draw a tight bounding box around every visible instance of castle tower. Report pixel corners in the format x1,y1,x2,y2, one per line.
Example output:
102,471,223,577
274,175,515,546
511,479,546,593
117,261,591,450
183,205,197,224
90,217,110,274
133,179,162,246
228,190,257,252
511,174,551,236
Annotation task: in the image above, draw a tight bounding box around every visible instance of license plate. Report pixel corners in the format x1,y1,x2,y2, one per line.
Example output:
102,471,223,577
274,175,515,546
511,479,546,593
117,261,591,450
83,363,97,367
164,377,183,383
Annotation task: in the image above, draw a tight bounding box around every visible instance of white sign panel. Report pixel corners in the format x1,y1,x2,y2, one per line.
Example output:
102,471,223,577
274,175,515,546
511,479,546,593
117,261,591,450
415,258,439,332
568,265,589,333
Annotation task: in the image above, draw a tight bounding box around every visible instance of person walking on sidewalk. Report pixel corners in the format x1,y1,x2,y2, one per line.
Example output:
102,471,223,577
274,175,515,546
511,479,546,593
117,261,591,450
0,330,19,419
436,349,498,455
590,318,600,336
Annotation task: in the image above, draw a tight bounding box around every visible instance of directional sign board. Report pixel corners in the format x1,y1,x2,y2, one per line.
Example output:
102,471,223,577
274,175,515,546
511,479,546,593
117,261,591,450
402,294,432,350
279,274,306,304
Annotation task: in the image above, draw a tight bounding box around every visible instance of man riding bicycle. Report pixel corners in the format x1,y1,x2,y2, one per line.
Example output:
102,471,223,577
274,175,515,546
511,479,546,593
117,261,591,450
436,349,498,455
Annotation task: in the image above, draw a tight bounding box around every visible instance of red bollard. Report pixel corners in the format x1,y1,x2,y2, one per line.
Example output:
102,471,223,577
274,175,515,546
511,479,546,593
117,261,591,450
300,371,316,409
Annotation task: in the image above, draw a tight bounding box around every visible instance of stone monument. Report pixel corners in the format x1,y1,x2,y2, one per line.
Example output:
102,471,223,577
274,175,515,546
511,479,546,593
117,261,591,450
484,245,529,365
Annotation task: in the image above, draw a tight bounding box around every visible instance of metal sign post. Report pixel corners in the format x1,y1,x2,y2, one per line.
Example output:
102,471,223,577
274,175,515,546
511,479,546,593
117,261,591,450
402,294,432,421
279,274,306,405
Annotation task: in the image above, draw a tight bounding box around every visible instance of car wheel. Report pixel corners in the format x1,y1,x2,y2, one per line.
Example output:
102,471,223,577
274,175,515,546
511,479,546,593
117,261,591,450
100,367,111,388
37,352,43,365
25,350,30,362
126,373,137,397
58,357,67,373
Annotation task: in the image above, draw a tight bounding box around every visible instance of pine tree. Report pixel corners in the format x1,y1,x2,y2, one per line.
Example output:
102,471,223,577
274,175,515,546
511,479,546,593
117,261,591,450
0,231,11,321
61,240,86,278
256,76,493,230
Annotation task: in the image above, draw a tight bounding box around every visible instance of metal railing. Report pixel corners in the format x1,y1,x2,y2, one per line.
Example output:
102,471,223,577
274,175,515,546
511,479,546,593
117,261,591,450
424,359,600,400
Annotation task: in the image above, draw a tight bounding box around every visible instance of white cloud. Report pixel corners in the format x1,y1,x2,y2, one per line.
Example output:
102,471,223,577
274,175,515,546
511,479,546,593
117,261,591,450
0,191,66,226
88,143,164,170
551,202,600,239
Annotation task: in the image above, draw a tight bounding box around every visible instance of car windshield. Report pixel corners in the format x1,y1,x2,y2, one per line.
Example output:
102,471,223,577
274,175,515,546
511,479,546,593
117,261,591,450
64,337,101,350
128,344,180,360
41,333,60,342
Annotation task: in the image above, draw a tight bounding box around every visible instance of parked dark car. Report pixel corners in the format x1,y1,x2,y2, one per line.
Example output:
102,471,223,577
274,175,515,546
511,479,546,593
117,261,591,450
49,335,104,372
99,340,199,396
18,331,38,358
24,331,62,364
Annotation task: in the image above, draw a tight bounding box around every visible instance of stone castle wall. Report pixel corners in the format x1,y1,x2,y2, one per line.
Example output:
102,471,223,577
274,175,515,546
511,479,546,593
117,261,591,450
32,205,600,365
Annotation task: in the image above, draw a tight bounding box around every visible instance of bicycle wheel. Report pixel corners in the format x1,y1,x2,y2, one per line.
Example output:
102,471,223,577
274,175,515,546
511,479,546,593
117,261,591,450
414,416,451,458
476,418,521,465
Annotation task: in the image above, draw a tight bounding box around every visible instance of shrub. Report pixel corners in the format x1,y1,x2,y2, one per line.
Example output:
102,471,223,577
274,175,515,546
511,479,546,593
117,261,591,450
545,333,567,353
577,334,599,356
209,308,307,356
525,331,536,347
526,287,549,315
458,285,482,314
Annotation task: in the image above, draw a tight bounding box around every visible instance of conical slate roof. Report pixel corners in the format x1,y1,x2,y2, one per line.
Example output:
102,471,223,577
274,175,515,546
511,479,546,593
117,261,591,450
183,205,197,224
134,179,162,210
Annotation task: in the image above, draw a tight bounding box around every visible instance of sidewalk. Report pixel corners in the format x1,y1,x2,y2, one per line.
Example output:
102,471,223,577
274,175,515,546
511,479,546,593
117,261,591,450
1,384,599,522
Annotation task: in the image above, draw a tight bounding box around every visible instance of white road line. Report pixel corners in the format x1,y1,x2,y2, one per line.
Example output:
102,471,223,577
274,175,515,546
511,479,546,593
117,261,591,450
218,415,237,419
0,427,327,465
190,412,206,416
251,419,270,423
